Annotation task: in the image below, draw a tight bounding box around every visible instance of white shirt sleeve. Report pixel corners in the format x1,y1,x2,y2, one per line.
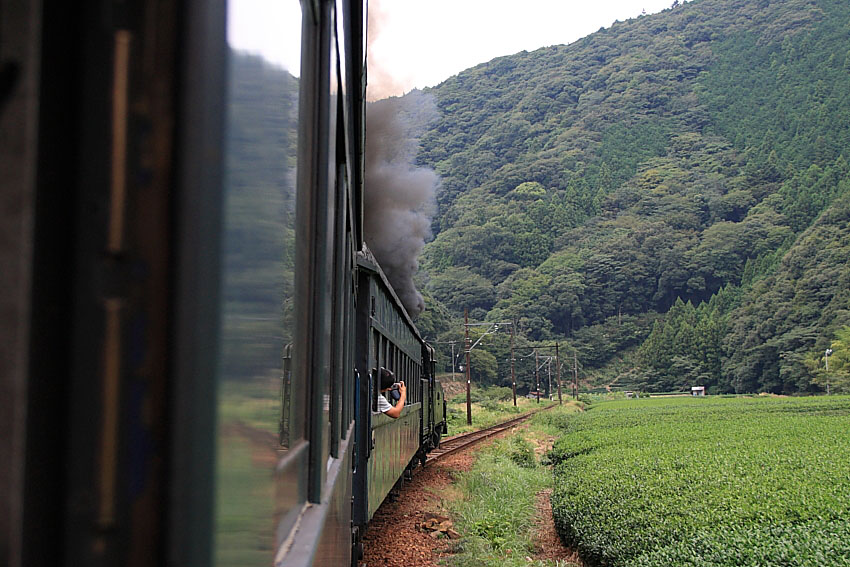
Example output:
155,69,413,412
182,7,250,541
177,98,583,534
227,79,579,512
377,393,393,413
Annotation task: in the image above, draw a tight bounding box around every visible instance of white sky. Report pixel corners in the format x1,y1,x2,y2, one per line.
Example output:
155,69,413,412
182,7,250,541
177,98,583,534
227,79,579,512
228,0,676,97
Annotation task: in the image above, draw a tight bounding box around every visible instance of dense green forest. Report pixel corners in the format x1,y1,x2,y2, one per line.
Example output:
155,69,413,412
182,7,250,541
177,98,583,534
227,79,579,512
223,0,850,395
414,0,850,394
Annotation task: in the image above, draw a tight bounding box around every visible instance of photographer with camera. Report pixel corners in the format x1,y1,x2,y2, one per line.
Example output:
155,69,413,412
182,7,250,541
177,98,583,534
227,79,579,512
377,367,406,419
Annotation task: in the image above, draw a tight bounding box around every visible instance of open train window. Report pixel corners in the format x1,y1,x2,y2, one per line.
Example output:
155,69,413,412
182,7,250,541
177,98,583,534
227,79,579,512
371,330,380,412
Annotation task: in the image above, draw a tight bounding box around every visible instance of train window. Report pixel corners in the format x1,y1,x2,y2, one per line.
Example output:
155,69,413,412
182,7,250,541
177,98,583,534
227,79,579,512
409,358,414,403
319,17,340,476
409,359,414,403
372,331,382,412
329,165,346,458
214,1,303,565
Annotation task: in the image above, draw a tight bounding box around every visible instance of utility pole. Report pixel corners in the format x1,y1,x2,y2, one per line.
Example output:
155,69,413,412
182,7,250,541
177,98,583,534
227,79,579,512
555,343,562,404
535,349,540,403
465,308,472,425
573,352,578,399
547,357,552,401
451,341,456,382
510,321,516,406
826,348,833,395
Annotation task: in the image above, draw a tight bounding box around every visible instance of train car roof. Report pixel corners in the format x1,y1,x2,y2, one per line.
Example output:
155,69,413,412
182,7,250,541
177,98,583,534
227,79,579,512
356,245,424,342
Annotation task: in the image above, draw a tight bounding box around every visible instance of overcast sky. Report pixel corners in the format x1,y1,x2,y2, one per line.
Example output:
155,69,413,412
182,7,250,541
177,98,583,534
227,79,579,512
228,0,676,98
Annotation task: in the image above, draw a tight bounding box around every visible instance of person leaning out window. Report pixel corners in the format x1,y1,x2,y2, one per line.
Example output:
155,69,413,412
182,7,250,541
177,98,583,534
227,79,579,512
377,367,406,418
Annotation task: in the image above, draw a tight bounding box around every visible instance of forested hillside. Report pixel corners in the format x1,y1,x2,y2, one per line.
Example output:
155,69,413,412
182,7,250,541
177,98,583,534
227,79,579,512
221,0,850,394
414,0,850,394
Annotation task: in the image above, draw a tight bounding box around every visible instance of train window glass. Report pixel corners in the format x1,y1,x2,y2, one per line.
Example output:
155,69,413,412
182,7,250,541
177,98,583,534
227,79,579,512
329,157,345,457
394,347,400,401
372,331,381,412
408,358,413,404
215,1,303,565
320,14,340,475
410,358,414,403
397,352,403,401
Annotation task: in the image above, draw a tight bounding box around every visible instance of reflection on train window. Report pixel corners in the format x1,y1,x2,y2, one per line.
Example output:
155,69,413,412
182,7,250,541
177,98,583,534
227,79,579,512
322,38,339,471
215,2,301,565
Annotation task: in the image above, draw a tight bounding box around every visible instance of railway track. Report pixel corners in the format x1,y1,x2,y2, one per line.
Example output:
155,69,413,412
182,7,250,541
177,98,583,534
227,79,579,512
425,403,557,466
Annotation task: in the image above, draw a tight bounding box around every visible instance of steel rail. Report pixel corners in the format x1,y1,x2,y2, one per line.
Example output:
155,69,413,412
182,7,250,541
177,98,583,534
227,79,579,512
425,404,556,466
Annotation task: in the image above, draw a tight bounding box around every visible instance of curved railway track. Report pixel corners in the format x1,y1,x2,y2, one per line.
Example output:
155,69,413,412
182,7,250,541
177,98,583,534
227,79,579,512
425,403,557,466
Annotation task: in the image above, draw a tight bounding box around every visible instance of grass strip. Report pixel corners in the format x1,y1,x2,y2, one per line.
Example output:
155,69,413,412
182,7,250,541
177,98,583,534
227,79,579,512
443,405,582,567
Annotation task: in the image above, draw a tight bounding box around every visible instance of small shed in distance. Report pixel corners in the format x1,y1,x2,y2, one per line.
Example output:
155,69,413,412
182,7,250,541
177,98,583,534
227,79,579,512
691,386,706,396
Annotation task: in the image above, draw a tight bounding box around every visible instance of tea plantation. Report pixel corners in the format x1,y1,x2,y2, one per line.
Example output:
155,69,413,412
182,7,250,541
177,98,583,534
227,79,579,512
550,396,850,566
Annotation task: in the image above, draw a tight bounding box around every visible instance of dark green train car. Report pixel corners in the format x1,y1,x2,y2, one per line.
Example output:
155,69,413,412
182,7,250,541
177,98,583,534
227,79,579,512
352,251,447,536
2,0,444,565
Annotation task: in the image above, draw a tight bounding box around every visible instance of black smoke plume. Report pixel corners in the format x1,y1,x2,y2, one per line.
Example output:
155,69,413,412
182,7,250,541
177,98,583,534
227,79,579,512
364,92,439,318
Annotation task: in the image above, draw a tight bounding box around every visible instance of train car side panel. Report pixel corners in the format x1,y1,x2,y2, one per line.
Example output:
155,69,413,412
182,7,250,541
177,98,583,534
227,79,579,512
367,408,420,519
280,428,354,567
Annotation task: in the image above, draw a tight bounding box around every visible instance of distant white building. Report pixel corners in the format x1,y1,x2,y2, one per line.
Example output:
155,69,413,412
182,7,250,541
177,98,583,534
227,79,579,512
691,386,705,396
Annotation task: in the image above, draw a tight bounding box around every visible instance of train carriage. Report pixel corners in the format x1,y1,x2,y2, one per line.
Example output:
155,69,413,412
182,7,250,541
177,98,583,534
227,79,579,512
354,250,425,527
2,0,445,566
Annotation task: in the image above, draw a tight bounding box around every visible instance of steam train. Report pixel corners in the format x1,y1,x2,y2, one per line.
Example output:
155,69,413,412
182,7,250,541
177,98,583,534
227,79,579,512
2,0,445,566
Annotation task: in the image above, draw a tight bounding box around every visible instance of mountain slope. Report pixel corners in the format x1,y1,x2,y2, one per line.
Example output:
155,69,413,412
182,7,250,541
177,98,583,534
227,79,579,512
414,0,850,393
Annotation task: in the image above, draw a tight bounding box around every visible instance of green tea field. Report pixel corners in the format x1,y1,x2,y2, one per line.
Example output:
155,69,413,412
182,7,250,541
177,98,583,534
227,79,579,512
550,396,850,566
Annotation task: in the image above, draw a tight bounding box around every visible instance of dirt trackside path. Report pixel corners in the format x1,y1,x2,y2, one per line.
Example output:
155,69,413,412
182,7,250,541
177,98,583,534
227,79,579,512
360,448,476,566
360,424,583,567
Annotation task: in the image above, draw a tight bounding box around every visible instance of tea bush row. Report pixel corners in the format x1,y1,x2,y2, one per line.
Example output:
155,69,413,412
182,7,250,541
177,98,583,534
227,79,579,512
550,396,850,566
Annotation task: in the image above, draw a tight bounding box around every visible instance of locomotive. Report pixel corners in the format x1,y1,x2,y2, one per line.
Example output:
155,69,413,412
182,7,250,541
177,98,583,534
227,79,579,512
1,0,445,566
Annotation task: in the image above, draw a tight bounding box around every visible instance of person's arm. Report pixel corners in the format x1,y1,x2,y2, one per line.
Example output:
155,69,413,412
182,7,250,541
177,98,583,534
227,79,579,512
384,381,406,419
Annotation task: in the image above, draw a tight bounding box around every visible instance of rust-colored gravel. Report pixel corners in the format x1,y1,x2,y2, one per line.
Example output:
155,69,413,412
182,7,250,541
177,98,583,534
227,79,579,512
361,426,584,566
532,489,585,566
360,450,475,567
